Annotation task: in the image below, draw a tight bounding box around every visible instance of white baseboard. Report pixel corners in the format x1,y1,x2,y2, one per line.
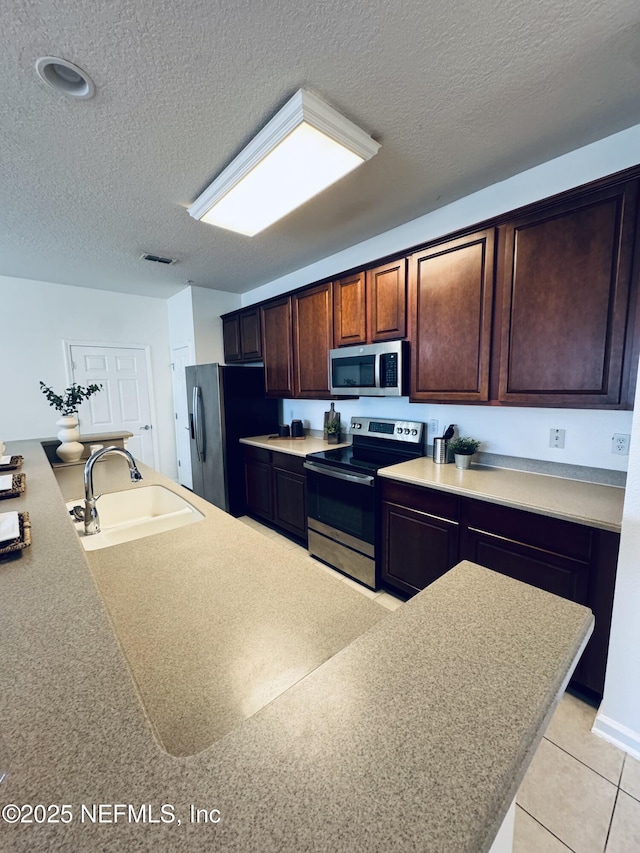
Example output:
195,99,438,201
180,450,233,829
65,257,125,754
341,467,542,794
592,713,640,760
489,799,515,853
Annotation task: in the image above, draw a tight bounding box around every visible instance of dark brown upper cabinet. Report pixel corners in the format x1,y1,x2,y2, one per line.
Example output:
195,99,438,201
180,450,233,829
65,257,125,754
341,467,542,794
261,296,294,397
333,259,407,347
497,179,639,407
222,307,262,362
409,229,495,402
368,258,407,342
333,272,366,346
292,282,334,398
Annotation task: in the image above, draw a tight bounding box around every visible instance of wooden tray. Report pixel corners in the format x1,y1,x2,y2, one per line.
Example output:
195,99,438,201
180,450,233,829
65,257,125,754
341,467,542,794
266,435,306,440
0,473,26,500
0,455,23,472
0,511,31,558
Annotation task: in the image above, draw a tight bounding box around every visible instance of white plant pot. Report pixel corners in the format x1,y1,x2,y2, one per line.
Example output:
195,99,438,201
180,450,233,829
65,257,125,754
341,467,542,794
454,453,473,470
56,415,83,463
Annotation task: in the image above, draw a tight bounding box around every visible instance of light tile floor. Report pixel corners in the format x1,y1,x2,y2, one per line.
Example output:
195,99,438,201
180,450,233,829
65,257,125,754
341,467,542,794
239,515,640,853
237,515,405,612
515,692,640,852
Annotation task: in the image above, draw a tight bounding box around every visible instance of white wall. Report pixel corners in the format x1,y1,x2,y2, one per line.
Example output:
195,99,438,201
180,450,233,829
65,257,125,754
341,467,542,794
594,365,640,758
167,286,196,359
167,285,240,364
0,275,177,478
283,397,632,472
192,286,240,364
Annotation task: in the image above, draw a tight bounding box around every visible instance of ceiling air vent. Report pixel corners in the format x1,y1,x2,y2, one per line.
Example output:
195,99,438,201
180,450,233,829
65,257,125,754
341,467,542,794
141,253,177,265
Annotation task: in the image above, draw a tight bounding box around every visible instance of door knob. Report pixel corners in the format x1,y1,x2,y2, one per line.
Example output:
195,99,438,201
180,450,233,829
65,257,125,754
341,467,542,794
141,424,152,430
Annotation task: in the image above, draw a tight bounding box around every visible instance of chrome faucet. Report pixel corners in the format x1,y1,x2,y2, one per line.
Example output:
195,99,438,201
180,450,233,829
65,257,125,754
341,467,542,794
81,446,143,535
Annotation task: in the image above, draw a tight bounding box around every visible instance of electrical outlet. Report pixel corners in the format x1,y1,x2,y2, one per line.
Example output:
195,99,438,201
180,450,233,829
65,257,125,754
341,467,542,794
428,419,439,436
549,428,566,449
612,433,630,455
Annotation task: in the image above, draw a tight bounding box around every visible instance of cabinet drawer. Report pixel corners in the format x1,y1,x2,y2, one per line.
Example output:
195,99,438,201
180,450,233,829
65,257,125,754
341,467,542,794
272,451,306,476
243,445,271,465
380,480,460,522
462,499,593,562
463,529,590,603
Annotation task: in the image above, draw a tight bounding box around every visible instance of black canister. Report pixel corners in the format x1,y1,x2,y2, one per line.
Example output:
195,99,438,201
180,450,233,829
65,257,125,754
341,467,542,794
291,419,304,438
278,424,291,438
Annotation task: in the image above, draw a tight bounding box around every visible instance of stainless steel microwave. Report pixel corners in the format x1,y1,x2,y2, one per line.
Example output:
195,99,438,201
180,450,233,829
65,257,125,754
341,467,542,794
329,340,408,397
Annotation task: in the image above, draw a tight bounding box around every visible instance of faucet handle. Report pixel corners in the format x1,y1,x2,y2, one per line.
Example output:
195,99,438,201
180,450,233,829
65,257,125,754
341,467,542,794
69,505,85,521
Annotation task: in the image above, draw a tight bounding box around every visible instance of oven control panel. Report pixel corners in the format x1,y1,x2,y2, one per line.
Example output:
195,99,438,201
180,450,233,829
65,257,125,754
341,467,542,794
350,417,424,444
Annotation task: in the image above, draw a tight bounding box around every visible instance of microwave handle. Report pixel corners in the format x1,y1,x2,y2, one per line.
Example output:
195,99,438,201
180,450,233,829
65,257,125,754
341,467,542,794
374,352,381,389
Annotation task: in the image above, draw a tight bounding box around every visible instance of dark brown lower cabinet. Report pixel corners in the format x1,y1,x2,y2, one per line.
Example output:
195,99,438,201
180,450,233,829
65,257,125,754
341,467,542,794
380,480,459,596
272,454,307,539
243,445,307,541
244,446,273,522
379,478,619,700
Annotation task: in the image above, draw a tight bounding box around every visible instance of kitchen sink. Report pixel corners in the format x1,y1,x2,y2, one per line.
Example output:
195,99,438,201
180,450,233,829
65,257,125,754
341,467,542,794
66,485,205,551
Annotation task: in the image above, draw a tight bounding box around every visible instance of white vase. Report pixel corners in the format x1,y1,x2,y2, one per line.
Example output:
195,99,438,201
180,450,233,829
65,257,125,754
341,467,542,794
56,414,83,463
454,452,473,470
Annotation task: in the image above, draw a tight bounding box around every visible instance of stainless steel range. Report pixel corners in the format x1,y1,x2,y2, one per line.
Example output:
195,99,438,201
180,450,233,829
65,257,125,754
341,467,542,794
304,416,425,590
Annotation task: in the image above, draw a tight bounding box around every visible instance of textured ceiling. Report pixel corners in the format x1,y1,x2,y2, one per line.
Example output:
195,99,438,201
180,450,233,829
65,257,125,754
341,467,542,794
2,0,640,298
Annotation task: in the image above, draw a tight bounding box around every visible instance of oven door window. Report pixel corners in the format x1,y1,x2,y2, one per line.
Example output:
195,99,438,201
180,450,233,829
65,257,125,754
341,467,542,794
307,470,375,545
331,354,376,390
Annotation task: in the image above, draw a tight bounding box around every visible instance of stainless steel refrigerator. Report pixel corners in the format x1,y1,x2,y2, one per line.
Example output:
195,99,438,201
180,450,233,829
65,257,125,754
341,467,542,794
186,364,279,515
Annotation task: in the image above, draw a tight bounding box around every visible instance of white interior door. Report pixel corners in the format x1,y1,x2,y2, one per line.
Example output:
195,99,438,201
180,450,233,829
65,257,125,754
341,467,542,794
68,344,156,468
171,345,193,489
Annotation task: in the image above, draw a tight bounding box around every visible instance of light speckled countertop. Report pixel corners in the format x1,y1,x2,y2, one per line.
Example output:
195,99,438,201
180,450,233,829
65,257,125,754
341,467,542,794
0,439,593,852
379,457,625,532
240,434,350,456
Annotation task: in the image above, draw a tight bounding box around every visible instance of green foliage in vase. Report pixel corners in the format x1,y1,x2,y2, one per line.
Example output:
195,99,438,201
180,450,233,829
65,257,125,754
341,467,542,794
39,381,103,416
448,436,481,455
325,419,341,434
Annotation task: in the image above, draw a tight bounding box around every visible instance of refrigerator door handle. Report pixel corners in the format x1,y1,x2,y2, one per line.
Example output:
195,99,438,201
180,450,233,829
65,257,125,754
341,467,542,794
193,385,205,462
189,412,195,440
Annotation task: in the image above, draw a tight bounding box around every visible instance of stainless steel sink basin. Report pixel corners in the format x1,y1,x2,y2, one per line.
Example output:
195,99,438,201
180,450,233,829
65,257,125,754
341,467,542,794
66,485,204,551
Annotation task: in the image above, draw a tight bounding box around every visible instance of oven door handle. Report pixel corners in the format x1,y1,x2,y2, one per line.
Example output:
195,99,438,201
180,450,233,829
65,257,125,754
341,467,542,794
303,460,375,487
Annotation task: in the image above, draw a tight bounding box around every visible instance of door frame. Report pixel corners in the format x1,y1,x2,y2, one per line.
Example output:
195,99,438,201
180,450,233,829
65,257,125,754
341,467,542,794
63,339,160,468
170,341,195,488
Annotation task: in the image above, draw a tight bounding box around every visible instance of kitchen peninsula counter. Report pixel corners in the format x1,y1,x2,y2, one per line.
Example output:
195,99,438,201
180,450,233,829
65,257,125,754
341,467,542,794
0,439,593,852
379,457,624,533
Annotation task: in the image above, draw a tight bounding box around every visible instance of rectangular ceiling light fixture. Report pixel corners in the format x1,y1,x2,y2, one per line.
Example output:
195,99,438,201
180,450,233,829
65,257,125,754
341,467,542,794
187,89,380,237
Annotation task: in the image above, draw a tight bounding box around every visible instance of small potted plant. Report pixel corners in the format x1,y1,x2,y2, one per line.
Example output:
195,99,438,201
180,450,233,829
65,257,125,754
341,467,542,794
448,436,480,469
325,418,341,444
39,381,103,462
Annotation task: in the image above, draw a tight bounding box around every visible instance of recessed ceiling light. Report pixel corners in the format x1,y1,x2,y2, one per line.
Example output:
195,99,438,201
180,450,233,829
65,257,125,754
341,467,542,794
188,89,380,236
35,57,95,99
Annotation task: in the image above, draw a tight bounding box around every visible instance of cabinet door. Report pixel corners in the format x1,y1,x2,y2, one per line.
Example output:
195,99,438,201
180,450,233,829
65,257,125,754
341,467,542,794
380,480,460,597
409,229,495,402
333,272,366,346
240,308,262,360
261,297,293,397
292,282,334,398
381,501,459,596
577,530,619,697
498,180,639,407
222,315,241,362
367,258,407,341
273,467,307,539
244,459,273,521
